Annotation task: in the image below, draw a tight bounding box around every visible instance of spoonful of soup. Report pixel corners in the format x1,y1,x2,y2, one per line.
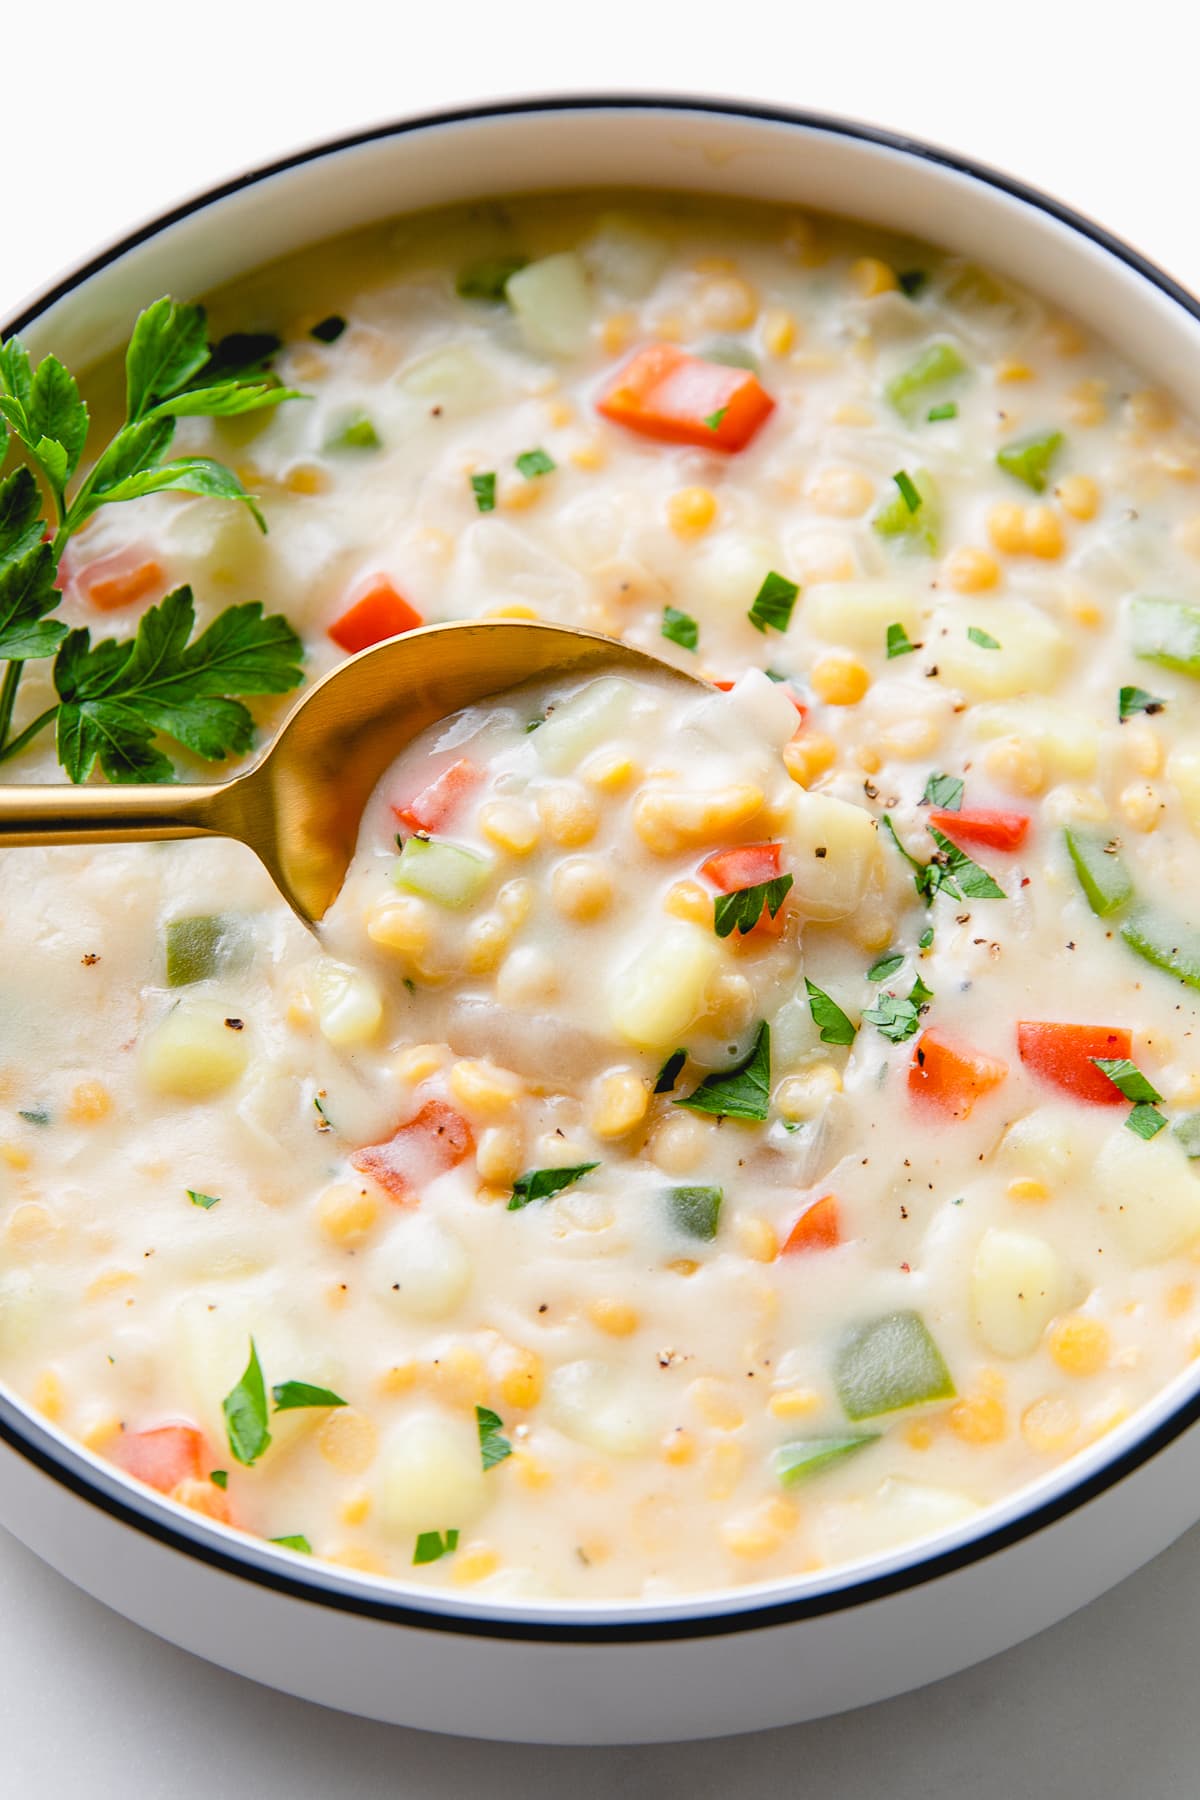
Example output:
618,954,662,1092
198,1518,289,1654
0,621,711,928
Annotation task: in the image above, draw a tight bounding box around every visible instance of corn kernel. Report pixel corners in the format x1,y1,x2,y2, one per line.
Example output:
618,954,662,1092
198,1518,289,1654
996,358,1034,383
663,879,712,925
328,1547,388,1575
1007,1177,1050,1205
1055,474,1099,521
81,1414,122,1452
377,1360,420,1396
499,472,543,512
496,1344,543,1410
86,1268,137,1301
1025,504,1065,559
475,1123,523,1187
984,737,1045,796
689,1377,744,1431
511,1449,553,1489
588,1068,650,1139
703,970,755,1035
316,1182,379,1246
1128,387,1174,432
948,1391,1007,1444
769,1387,821,1420
589,1297,641,1338
318,1409,377,1475
721,1500,796,1560
649,1111,713,1176
600,312,635,354
284,461,329,496
776,1064,842,1122
1119,783,1163,833
698,275,758,332
1166,1282,1194,1318
829,401,875,427
807,466,875,518
464,915,511,975
736,1217,779,1263
536,783,598,847
945,547,1000,593
1022,1393,1078,1453
849,256,897,298
761,306,798,356
497,879,534,928
706,1438,744,1500
429,1345,489,1408
479,800,540,857
367,895,434,958
662,1426,697,1465
987,502,1028,556
879,718,940,760
448,1058,523,1119
1047,1314,1111,1377
452,1542,501,1585
570,437,607,471
1067,377,1107,427
1121,724,1163,778
811,654,869,707
550,856,613,922
65,1079,112,1124
0,1142,31,1170
339,1492,371,1527
580,747,639,793
666,486,718,537
856,746,881,775
392,1042,448,1086
848,895,897,954
483,601,541,621
5,1202,57,1248
32,1370,64,1421
905,1420,934,1451
495,946,558,1007
633,783,764,854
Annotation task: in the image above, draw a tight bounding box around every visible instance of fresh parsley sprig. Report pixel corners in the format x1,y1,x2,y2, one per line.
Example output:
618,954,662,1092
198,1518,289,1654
0,297,304,774
713,874,793,938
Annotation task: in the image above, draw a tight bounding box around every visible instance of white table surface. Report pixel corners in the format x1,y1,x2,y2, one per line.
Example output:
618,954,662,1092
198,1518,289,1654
5,2,1200,1789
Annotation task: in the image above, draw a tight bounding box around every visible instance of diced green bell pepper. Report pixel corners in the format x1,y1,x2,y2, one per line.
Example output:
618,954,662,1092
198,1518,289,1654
996,429,1063,493
834,1310,955,1420
1064,828,1133,918
873,468,941,553
884,342,968,423
700,338,759,372
1120,904,1200,989
455,256,527,302
392,837,492,908
166,914,254,987
1130,596,1200,676
663,1185,723,1242
774,1434,879,1486
326,413,380,451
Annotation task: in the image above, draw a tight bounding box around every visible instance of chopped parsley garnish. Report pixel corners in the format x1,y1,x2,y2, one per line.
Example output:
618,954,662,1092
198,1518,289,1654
805,978,857,1046
455,257,527,301
413,1528,460,1565
210,1470,228,1490
703,405,729,431
508,1163,600,1211
476,1404,513,1471
187,1189,221,1210
919,925,935,950
271,1380,347,1412
654,1049,687,1094
748,570,799,635
864,974,932,1044
927,401,958,421
714,874,793,938
470,472,496,513
313,1094,333,1131
327,413,379,451
309,315,346,343
222,1338,271,1468
866,950,905,982
996,429,1063,494
524,714,545,733
892,469,921,513
515,447,555,479
881,814,1006,903
662,605,699,651
1091,1056,1167,1138
897,270,928,298
921,772,963,811
271,1534,312,1554
886,622,919,658
676,1020,771,1121
663,1185,723,1241
967,626,1001,650
1119,685,1164,721
18,1108,49,1126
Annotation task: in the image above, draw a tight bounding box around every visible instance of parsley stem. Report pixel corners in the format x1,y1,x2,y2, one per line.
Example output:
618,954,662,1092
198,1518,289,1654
0,703,58,764
0,663,24,753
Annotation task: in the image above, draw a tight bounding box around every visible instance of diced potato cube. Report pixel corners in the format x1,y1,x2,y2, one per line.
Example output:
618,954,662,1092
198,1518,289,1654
369,1215,472,1320
785,792,879,921
534,677,638,773
309,957,384,1048
582,213,671,298
969,699,1099,778
506,252,592,357
609,921,721,1050
692,533,781,614
398,344,502,412
547,1360,657,1455
971,1227,1066,1357
1093,1125,1200,1263
1168,745,1200,833
998,1106,1093,1186
378,1413,489,1537
140,1000,250,1100
933,602,1068,700
801,580,925,652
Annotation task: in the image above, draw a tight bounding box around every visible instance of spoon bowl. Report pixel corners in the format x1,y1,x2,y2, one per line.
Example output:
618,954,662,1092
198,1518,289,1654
0,620,708,927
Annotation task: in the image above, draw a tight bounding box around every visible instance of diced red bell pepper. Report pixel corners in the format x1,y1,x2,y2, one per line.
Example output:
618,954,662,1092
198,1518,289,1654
928,807,1031,853
782,1193,841,1254
351,1100,475,1204
329,577,423,653
1016,1021,1133,1104
393,758,481,834
909,1028,1008,1119
108,1425,207,1493
71,544,166,612
597,343,775,452
699,842,787,937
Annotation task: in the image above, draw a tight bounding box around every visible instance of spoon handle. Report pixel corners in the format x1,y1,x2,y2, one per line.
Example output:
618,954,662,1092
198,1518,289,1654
0,779,243,847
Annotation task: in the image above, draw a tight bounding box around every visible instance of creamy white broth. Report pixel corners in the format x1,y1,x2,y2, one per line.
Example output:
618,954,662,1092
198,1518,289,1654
4,192,1200,1595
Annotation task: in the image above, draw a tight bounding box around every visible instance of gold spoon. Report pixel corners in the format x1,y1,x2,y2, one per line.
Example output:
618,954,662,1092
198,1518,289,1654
0,620,705,927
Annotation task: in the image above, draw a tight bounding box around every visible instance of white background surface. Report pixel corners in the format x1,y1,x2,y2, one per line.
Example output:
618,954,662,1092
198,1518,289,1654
4,2,1200,1792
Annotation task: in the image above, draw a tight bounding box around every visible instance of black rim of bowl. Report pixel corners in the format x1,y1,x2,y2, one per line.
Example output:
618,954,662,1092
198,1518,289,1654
4,92,1200,1647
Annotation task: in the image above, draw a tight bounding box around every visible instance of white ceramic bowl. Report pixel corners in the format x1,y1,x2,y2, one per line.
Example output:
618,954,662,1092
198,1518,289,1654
5,96,1200,1747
